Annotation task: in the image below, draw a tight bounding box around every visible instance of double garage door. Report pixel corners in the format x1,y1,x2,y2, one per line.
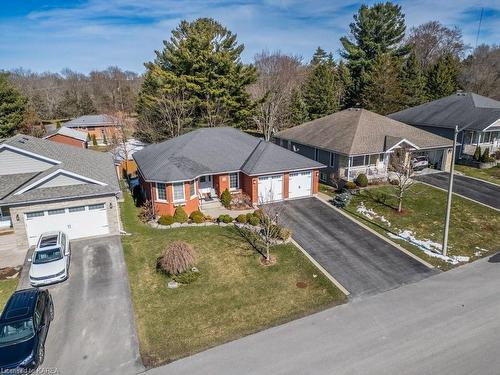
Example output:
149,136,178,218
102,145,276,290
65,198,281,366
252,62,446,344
25,203,109,246
258,171,312,203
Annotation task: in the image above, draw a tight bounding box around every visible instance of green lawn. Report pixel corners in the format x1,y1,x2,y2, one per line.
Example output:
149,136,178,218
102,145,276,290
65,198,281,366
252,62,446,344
343,183,500,271
455,164,500,185
121,193,346,367
319,183,337,197
0,279,18,311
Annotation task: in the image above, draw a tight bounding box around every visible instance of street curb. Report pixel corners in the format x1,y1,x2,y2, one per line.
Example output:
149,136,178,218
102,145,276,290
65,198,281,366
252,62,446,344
416,180,500,212
315,193,435,270
290,238,351,296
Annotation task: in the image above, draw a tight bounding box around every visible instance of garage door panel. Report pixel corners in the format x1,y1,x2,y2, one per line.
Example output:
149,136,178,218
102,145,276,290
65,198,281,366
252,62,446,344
258,174,283,203
25,204,109,246
289,171,312,199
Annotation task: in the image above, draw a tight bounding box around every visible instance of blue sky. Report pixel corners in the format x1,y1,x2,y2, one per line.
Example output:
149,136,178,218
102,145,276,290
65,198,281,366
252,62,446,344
0,0,499,73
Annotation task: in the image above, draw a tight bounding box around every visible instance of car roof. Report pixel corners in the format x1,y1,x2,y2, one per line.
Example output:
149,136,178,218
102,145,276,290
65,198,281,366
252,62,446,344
37,231,63,249
0,289,40,323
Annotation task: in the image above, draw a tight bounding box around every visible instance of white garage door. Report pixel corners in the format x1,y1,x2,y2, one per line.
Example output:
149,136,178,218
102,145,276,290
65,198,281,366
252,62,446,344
25,203,109,246
289,171,312,199
258,174,283,203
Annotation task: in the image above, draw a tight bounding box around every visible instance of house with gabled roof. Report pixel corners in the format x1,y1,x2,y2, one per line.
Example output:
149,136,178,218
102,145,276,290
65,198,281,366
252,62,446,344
0,134,121,248
274,108,453,183
44,126,89,149
133,127,324,216
63,114,122,146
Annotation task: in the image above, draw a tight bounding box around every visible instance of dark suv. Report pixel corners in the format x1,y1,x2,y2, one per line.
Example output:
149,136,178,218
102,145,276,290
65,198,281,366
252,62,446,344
0,288,54,372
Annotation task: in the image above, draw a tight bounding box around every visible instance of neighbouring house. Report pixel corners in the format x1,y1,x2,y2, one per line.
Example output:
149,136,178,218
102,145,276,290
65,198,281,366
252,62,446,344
274,108,454,183
0,134,121,248
133,127,324,216
44,127,89,149
63,115,122,146
389,92,500,161
111,138,147,179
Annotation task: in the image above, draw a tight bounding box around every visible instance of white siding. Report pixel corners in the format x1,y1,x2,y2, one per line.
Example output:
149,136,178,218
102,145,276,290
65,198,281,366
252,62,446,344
36,173,88,188
0,149,54,175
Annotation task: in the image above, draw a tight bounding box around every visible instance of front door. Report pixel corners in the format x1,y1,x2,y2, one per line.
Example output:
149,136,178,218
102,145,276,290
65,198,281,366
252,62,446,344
199,175,213,194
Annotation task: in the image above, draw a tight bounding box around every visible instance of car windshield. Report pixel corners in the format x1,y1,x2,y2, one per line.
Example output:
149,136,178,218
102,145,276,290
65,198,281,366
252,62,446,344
33,247,62,264
0,319,35,346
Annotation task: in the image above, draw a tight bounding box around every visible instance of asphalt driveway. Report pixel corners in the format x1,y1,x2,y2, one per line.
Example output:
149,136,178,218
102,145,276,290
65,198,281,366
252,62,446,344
19,236,144,375
275,198,437,298
414,172,500,210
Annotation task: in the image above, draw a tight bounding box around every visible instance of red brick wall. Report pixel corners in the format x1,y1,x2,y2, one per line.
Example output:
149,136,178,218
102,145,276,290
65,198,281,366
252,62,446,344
47,134,87,149
213,174,229,196
240,173,258,203
312,169,319,193
149,180,200,217
283,172,289,199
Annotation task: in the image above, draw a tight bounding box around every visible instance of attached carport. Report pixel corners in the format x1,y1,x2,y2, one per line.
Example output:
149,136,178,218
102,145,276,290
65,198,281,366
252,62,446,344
275,198,437,298
412,147,452,171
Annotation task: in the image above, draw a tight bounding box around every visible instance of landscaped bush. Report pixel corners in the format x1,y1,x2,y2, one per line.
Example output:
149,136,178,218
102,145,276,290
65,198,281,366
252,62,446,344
253,209,264,221
248,215,260,226
246,212,254,222
139,200,155,223
236,214,247,224
279,228,292,241
473,146,482,161
189,210,205,224
221,189,231,208
332,192,352,208
344,181,357,190
355,173,368,187
481,147,495,162
172,270,200,284
173,206,188,223
158,215,174,225
156,241,197,275
217,214,233,223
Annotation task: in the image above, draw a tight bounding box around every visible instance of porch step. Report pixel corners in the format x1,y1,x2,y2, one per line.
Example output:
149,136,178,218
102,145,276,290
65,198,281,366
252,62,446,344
200,199,222,209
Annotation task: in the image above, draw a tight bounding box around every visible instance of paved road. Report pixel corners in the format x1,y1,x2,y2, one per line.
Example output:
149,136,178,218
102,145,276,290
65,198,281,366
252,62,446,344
415,172,500,210
274,198,436,297
149,253,500,375
30,236,143,375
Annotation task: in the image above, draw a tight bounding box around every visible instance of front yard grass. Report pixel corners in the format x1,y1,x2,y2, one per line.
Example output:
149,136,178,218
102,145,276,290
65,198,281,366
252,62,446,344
455,164,500,185
0,279,18,311
343,183,500,271
319,183,337,197
121,193,346,367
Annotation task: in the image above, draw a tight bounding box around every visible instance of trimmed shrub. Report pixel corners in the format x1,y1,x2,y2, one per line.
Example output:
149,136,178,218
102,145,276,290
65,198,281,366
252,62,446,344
236,214,247,224
220,188,231,208
279,228,292,241
173,206,188,223
92,134,97,146
355,173,368,187
246,212,254,222
344,181,357,190
333,192,352,208
172,270,200,284
158,215,174,225
156,241,196,275
253,209,264,221
248,215,260,226
217,214,233,223
473,146,482,161
189,210,205,224
481,147,494,162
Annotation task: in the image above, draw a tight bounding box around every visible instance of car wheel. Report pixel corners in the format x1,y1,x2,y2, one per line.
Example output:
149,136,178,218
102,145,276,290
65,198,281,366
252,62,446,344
38,345,45,365
49,297,55,321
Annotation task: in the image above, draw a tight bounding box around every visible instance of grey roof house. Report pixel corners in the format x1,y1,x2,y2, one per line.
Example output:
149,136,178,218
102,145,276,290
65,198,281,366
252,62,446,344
0,134,121,248
274,108,453,182
133,127,324,217
389,92,500,159
63,114,121,146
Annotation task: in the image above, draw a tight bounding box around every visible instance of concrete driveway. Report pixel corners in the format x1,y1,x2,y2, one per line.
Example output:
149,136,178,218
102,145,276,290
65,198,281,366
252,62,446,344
274,198,436,298
19,236,144,375
414,172,500,210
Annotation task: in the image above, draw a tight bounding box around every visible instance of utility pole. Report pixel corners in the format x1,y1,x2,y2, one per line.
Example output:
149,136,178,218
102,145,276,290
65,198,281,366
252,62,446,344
442,125,458,257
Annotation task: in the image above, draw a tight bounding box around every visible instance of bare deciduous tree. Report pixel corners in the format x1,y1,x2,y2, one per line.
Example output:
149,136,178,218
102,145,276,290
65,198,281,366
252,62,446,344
249,51,304,140
258,196,286,263
388,149,415,213
460,44,500,100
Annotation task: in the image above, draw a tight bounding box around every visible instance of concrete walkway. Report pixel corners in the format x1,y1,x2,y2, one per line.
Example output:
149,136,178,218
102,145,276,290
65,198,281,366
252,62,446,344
149,253,500,375
0,232,26,268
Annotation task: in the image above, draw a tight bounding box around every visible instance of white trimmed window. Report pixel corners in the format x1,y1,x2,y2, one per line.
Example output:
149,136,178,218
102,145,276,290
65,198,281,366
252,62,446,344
173,182,185,202
320,172,327,182
190,180,196,198
229,173,239,190
156,183,167,201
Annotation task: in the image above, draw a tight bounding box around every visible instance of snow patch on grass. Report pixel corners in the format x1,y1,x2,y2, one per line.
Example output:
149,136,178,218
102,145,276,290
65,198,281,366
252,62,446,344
387,230,470,265
474,246,489,257
357,202,391,227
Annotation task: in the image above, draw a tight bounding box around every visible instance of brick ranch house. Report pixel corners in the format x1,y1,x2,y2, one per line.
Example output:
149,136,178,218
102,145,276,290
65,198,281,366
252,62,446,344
63,114,122,146
133,127,324,216
44,126,89,149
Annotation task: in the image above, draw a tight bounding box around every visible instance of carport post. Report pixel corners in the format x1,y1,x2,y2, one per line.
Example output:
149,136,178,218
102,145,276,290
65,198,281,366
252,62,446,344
442,125,458,257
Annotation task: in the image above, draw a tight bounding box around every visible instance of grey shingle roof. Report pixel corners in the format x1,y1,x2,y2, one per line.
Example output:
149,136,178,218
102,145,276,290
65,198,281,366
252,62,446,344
0,135,120,205
63,115,119,128
389,92,500,131
133,127,324,182
45,127,88,142
0,173,38,200
275,108,453,156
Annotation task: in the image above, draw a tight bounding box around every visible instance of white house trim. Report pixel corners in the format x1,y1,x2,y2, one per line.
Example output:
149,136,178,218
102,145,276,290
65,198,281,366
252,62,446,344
0,144,61,165
483,118,500,131
14,169,107,195
385,138,420,152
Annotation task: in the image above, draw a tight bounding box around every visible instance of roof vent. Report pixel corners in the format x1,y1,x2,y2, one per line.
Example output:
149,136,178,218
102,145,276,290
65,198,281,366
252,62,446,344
18,137,29,144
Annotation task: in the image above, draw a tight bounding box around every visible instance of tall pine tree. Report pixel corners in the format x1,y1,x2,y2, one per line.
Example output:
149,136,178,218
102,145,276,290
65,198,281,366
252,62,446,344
426,53,461,100
288,87,309,126
400,49,427,107
0,73,28,138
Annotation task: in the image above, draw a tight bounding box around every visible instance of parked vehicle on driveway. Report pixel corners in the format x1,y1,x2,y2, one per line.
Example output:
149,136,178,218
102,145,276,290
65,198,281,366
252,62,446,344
411,156,429,171
0,288,54,372
29,231,71,287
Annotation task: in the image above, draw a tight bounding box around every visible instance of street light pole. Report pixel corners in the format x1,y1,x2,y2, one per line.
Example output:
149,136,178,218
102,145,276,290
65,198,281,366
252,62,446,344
442,125,458,257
